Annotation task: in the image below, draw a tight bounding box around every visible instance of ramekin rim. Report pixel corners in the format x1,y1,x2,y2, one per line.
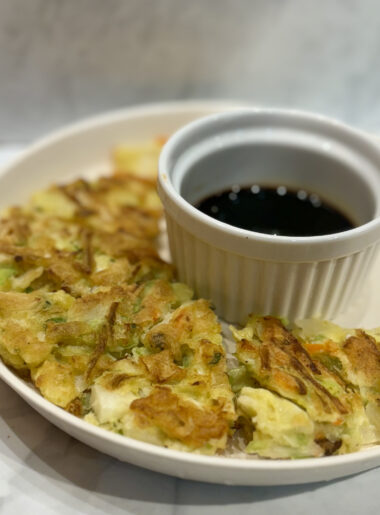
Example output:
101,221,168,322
158,107,380,249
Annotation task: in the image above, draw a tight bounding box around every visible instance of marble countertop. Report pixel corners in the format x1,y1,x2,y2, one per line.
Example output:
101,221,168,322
0,148,379,514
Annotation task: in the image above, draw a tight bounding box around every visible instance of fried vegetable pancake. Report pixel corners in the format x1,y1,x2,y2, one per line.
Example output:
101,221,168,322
1,140,380,459
0,141,235,455
231,316,380,458
84,300,235,453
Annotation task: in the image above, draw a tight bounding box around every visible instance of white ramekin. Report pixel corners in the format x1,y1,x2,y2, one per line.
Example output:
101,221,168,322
158,109,380,323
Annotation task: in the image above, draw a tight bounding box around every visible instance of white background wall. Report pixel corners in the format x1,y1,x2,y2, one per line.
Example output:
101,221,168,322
1,0,380,142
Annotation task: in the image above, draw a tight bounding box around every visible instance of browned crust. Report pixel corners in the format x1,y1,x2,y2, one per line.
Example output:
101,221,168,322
81,228,94,274
66,397,83,417
131,386,228,448
343,330,380,387
140,349,185,383
239,317,349,416
85,324,108,383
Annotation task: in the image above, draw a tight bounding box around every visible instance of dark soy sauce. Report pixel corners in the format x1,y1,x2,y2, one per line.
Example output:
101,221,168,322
195,185,355,237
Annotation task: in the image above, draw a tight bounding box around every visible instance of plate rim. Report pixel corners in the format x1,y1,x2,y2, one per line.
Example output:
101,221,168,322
0,100,244,178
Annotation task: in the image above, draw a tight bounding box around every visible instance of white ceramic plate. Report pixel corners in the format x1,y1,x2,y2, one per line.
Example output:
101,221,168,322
1,101,380,486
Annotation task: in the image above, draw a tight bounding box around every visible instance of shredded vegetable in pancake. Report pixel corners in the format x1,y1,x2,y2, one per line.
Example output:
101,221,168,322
0,139,380,458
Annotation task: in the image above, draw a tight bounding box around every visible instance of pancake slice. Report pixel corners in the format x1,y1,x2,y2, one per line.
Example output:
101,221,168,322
231,316,379,458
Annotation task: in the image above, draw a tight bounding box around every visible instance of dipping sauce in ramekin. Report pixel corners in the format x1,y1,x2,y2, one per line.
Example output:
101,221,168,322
194,183,355,237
